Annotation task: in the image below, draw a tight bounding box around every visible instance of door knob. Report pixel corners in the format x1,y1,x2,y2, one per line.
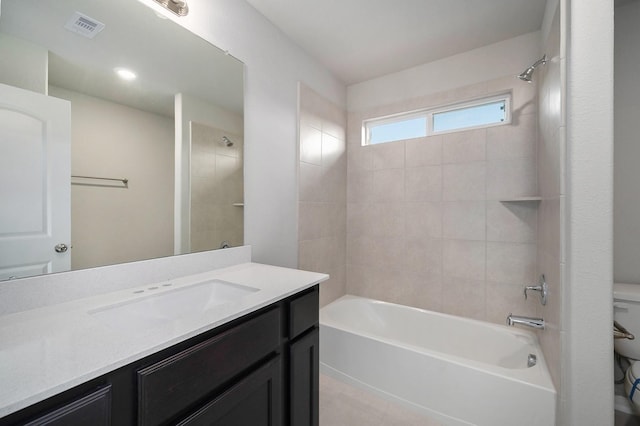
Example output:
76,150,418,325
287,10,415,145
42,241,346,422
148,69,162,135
54,243,69,253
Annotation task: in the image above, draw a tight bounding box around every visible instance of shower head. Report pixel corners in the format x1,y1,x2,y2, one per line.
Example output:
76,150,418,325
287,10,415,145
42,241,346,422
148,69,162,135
517,55,547,83
221,136,233,147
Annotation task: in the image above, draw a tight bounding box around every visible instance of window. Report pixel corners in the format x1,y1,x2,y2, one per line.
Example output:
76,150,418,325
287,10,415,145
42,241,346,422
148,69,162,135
367,114,427,145
362,94,510,145
432,99,507,133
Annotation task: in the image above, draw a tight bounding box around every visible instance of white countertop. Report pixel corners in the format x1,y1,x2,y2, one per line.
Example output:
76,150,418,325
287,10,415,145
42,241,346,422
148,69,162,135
0,262,328,418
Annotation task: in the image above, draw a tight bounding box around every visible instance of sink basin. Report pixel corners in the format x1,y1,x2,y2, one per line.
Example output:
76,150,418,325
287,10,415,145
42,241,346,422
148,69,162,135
89,279,259,330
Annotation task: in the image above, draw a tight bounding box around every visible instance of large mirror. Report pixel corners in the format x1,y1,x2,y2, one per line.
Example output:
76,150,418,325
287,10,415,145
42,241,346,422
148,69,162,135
0,0,244,280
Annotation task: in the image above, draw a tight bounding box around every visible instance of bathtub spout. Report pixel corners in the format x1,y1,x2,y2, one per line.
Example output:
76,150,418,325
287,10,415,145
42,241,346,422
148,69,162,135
507,313,545,330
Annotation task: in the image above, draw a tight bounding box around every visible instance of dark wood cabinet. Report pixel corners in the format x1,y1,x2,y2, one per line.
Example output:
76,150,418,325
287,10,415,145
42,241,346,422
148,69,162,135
289,328,319,426
176,356,282,426
21,385,111,426
288,288,319,426
0,285,320,426
138,308,281,426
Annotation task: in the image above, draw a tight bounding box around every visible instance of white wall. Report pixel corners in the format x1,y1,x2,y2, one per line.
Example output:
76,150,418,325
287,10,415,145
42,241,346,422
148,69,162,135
564,0,614,424
50,86,175,270
348,31,540,112
0,33,47,94
614,2,640,284
140,0,346,268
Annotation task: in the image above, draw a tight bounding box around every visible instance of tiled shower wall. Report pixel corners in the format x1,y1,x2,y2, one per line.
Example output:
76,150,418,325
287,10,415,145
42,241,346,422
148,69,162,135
190,122,244,252
346,76,541,324
298,84,347,307
536,3,564,393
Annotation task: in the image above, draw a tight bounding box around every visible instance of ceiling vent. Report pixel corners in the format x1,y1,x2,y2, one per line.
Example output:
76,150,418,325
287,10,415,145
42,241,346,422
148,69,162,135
64,12,105,39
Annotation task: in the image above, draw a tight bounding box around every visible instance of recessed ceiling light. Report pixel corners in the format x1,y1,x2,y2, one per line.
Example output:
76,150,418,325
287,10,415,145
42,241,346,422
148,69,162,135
115,68,137,81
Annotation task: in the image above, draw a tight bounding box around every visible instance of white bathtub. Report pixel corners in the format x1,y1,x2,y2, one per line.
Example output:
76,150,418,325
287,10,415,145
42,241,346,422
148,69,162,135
320,295,556,426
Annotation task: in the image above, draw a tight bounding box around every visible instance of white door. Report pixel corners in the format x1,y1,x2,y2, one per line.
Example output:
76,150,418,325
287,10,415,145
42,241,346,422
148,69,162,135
0,83,71,280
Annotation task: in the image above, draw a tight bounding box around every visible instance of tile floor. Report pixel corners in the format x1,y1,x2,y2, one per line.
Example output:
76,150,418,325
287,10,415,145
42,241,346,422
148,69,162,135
616,411,640,426
319,373,443,426
321,372,640,425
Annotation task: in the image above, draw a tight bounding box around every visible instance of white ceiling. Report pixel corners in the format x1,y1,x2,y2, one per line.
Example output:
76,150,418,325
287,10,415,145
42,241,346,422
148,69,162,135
245,0,548,85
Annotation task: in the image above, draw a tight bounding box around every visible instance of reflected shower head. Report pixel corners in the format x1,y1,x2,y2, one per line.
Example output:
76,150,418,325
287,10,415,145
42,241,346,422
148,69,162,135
221,136,233,147
517,55,547,83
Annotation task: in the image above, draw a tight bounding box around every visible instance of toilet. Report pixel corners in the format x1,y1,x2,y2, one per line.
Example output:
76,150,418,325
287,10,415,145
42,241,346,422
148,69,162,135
614,283,640,408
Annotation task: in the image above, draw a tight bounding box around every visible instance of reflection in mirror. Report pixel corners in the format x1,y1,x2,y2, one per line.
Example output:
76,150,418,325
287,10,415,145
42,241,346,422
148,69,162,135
0,0,244,280
190,122,244,253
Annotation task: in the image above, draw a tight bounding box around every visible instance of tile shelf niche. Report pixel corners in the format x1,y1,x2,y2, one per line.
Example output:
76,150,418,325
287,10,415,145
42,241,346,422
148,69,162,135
499,196,542,202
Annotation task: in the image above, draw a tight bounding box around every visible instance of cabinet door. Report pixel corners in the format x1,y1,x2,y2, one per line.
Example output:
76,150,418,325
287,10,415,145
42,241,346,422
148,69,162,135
22,385,111,426
176,356,282,426
290,328,319,426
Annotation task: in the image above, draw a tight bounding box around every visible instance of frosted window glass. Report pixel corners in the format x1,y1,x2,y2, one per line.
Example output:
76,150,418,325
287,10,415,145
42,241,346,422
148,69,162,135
433,101,506,133
368,117,426,144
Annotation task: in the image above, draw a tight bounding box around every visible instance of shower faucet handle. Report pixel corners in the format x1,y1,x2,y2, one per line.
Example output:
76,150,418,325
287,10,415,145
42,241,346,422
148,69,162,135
524,274,548,306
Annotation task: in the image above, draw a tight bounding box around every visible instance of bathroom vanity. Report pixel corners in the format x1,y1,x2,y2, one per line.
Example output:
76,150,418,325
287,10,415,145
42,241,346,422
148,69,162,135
0,252,326,426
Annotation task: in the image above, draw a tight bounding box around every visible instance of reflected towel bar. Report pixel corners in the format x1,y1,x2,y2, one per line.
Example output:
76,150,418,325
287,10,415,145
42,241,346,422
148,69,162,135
71,175,129,185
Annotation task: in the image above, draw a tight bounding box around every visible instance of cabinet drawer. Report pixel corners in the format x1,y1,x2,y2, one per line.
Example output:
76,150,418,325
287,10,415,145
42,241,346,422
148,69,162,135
23,385,111,426
137,308,281,426
288,287,319,339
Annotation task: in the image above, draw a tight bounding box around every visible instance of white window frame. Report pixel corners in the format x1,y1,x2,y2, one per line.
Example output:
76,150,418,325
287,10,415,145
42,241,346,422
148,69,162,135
362,93,511,146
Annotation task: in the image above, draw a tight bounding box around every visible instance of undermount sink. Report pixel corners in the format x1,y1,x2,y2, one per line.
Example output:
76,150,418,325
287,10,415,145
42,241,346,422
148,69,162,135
89,279,259,329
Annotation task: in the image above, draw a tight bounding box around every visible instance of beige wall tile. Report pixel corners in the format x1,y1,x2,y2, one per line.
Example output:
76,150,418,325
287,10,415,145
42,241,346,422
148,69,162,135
405,237,442,275
348,144,372,172
406,136,442,167
410,271,444,312
442,277,486,321
486,113,537,160
486,201,538,243
322,106,347,140
405,166,442,202
322,132,346,168
442,163,486,201
319,161,347,203
347,235,375,266
511,80,538,115
486,157,537,200
298,85,347,307
405,202,442,239
486,241,537,284
299,162,322,202
347,170,373,203
442,201,486,241
538,197,562,263
485,280,539,324
369,203,406,237
538,127,565,198
346,263,374,297
372,169,405,202
442,128,486,164
347,202,372,237
442,239,486,281
372,140,405,169
341,78,540,327
300,124,322,165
